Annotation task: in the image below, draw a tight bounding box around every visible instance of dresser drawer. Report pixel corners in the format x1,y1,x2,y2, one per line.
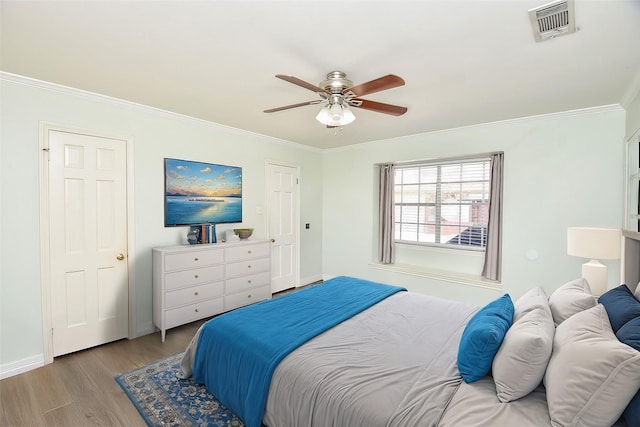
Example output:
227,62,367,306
165,265,224,290
224,286,271,311
165,297,224,329
226,272,270,294
165,282,224,309
225,243,270,263
164,248,223,271
225,257,270,278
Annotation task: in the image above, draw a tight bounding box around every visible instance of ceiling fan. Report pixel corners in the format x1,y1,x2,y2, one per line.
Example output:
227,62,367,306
264,71,408,127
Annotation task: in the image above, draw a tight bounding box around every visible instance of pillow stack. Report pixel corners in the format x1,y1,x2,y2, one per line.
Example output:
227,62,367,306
598,284,640,427
457,279,640,427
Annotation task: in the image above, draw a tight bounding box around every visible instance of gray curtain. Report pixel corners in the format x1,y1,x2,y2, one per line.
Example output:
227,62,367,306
482,153,504,281
378,164,395,264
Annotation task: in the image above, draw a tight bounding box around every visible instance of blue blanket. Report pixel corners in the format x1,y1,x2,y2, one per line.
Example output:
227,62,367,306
192,276,406,427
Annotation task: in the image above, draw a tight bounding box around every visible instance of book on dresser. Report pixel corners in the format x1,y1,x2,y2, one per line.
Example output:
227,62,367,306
152,239,271,342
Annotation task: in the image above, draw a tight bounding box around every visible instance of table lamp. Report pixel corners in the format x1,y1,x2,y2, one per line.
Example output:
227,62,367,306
567,227,621,296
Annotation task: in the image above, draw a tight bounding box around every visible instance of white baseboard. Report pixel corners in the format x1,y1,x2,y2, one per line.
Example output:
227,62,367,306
299,274,323,287
0,354,45,380
134,322,157,339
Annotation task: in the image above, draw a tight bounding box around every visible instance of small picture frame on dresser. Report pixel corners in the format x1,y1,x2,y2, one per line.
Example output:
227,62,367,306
187,226,201,244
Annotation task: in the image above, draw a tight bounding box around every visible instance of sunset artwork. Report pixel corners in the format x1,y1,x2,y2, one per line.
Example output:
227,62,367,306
164,158,243,226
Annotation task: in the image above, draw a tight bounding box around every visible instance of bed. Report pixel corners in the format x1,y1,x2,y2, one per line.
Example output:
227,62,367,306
180,236,640,427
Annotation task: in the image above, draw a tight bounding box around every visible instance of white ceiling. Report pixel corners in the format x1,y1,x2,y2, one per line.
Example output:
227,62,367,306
2,0,640,149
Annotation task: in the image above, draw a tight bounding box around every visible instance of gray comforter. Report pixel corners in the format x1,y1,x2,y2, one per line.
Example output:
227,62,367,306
181,290,559,426
262,291,477,427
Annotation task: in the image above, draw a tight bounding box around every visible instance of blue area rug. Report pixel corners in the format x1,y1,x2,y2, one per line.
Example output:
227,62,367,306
115,352,244,426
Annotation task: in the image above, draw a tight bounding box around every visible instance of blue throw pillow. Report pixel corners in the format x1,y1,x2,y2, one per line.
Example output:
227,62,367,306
457,294,514,383
617,316,640,351
599,284,640,332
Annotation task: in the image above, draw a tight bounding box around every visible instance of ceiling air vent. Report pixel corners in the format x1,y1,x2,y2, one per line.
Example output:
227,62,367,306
528,0,576,42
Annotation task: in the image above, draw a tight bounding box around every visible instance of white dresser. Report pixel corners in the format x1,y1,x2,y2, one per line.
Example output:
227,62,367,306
152,239,271,341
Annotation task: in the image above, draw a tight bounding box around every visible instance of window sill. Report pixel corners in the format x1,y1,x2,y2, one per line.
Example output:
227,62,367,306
370,262,502,290
395,241,486,254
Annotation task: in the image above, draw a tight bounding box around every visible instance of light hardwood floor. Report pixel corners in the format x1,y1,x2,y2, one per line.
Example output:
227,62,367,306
0,319,207,426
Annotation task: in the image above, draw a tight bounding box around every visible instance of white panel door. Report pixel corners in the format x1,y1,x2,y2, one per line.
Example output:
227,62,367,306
49,130,129,356
267,163,298,293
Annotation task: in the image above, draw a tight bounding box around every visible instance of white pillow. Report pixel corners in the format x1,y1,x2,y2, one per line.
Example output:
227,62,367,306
548,277,596,326
492,287,555,402
513,286,550,321
544,304,640,427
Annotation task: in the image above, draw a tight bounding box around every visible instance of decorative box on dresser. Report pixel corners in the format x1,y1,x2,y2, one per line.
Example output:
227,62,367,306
153,239,271,342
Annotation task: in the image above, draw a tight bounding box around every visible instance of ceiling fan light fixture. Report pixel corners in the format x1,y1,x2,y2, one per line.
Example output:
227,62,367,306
316,101,356,126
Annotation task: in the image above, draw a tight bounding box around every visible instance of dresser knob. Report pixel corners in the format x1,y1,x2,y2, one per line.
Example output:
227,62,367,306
247,294,252,298
194,257,199,261
194,291,199,296
247,265,251,269
195,308,199,313
248,280,252,284
194,275,199,279
248,250,252,254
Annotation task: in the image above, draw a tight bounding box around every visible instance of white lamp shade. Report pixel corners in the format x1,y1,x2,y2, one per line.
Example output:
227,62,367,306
341,106,355,125
316,103,356,126
567,227,621,260
315,106,331,125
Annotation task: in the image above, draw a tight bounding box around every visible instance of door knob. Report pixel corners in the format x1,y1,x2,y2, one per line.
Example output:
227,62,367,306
116,253,125,261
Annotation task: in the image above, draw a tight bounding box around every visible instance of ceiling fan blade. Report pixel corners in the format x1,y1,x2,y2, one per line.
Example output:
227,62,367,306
275,74,329,94
344,74,405,97
264,99,323,113
351,99,408,116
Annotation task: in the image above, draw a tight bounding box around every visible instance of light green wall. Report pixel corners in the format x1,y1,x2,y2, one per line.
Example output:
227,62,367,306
0,76,323,371
322,107,626,305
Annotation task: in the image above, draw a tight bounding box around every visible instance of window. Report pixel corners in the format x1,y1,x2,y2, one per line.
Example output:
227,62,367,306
394,157,491,249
